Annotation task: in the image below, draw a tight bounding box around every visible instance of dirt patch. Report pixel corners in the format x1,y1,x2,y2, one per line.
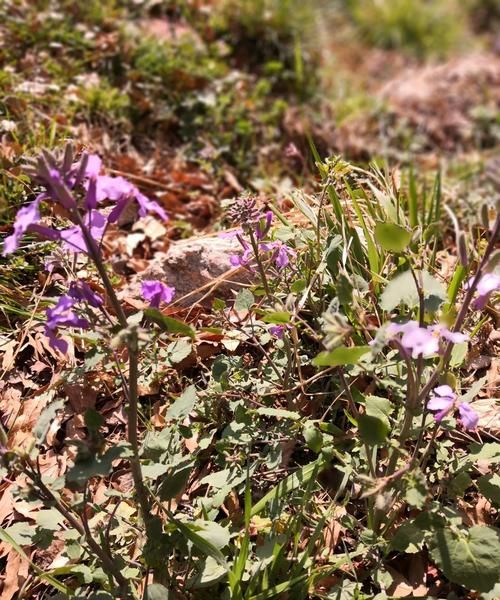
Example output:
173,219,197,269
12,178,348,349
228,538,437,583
336,53,500,159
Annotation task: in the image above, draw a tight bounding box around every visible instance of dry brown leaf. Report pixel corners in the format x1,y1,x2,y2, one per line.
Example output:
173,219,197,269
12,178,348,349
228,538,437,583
0,550,29,600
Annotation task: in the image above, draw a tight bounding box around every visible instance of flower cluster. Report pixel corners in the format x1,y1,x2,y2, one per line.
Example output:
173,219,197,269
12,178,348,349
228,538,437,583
2,151,168,257
386,320,467,358
225,208,295,270
427,385,478,430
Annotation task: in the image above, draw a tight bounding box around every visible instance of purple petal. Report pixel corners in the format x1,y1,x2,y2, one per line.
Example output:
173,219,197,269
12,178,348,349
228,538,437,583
427,396,454,411
2,196,41,255
141,280,175,308
269,325,286,338
458,402,479,430
433,385,456,399
45,326,68,354
60,211,107,253
135,192,168,221
85,155,102,178
95,175,134,202
68,281,103,308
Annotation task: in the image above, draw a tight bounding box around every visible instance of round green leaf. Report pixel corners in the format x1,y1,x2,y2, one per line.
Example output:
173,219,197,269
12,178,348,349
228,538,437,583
375,222,412,253
312,345,371,367
429,525,500,592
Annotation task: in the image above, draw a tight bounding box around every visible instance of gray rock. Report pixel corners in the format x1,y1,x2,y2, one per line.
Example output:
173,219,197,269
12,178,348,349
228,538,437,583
122,235,251,306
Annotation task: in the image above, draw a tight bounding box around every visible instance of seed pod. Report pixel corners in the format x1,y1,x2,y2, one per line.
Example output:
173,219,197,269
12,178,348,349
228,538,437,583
480,203,490,229
458,233,468,267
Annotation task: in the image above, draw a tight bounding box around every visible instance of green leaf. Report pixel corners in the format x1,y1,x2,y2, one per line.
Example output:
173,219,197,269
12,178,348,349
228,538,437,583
234,288,254,312
358,414,389,445
380,270,446,312
390,520,425,553
191,520,230,549
312,345,370,367
262,311,291,324
166,340,192,364
0,527,69,594
170,518,228,569
429,525,500,592
145,584,170,599
166,385,196,420
144,308,195,338
255,407,300,420
34,398,65,444
303,422,323,453
158,461,193,501
66,442,132,485
374,222,412,253
191,556,227,588
250,458,325,517
478,473,500,506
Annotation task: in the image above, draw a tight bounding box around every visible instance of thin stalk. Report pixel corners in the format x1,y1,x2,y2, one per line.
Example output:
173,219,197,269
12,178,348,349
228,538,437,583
247,228,272,299
71,210,151,532
26,460,133,598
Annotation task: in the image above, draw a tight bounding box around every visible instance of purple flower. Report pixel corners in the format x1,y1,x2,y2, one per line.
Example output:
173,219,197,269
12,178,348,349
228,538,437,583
469,273,500,310
269,325,286,338
427,385,479,431
60,210,107,253
255,211,273,240
68,280,103,308
45,295,89,353
2,196,42,255
141,280,176,308
458,402,479,430
427,385,456,421
387,321,467,359
430,325,468,344
388,321,439,358
260,241,296,269
84,154,102,178
93,175,169,222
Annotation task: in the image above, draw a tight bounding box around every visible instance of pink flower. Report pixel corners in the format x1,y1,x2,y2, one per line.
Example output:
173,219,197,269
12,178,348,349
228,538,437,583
260,241,296,269
458,402,479,430
141,280,175,308
427,385,456,421
468,273,500,310
427,385,479,431
255,211,273,240
387,321,468,359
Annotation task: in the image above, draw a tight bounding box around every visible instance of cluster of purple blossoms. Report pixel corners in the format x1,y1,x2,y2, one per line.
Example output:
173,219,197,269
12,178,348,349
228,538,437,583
225,210,296,270
386,320,467,358
2,153,168,257
2,151,171,353
427,385,479,430
45,281,103,354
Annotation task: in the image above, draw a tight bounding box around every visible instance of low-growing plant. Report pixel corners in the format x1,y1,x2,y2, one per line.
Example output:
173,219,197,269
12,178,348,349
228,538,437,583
0,147,499,598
